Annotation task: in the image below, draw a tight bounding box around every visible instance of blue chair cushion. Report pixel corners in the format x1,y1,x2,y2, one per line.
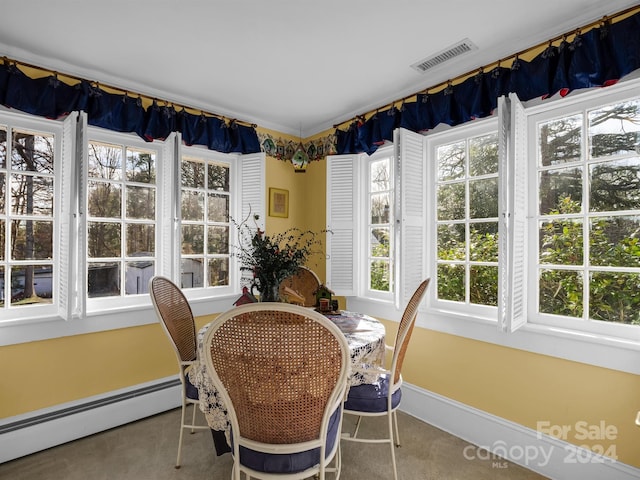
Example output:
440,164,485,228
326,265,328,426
344,374,401,413
236,407,341,474
184,373,199,400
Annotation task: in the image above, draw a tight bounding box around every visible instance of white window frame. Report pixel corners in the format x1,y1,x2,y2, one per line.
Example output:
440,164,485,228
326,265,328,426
0,109,265,346
524,82,640,343
426,118,500,320
0,109,64,324
83,126,166,313
361,145,395,303
331,79,640,376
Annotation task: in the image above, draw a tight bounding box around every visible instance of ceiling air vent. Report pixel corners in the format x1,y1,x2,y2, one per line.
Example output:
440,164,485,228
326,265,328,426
410,38,478,73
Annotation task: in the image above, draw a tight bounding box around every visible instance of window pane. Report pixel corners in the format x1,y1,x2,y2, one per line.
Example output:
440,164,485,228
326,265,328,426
88,222,121,257
88,142,122,180
126,224,154,256
11,130,54,173
208,258,229,287
590,216,640,267
11,174,54,216
207,193,229,222
207,226,229,254
539,219,583,265
88,181,121,218
539,167,583,215
470,265,498,306
181,158,204,188
208,164,229,191
437,264,465,301
437,224,465,260
538,114,582,166
126,185,155,219
470,222,498,262
370,227,390,257
437,141,465,181
126,148,155,183
88,262,120,297
590,271,640,324
588,99,640,159
370,260,390,291
181,190,204,221
437,183,465,221
10,265,53,305
370,159,390,192
125,260,154,295
10,220,53,260
589,158,640,212
539,269,583,317
469,133,498,176
469,178,498,218
181,258,203,288
182,224,204,254
371,193,390,223
0,220,4,260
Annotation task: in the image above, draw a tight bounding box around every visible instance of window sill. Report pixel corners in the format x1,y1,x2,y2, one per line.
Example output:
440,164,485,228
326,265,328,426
0,294,238,346
346,296,640,375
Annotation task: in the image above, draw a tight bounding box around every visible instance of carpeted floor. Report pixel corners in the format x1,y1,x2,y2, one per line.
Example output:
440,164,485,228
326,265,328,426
0,408,548,479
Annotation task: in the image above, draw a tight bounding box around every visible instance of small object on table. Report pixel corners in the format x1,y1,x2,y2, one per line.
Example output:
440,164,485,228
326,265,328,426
319,297,330,312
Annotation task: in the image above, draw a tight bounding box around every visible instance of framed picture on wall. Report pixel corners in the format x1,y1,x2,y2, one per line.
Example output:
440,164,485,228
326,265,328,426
269,188,289,218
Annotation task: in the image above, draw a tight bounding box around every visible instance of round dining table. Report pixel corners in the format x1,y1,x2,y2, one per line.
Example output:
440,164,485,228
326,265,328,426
188,309,386,453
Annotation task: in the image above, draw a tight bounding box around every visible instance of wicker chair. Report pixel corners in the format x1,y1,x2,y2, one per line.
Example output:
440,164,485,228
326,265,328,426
149,276,210,468
341,278,431,480
279,266,321,307
203,302,350,480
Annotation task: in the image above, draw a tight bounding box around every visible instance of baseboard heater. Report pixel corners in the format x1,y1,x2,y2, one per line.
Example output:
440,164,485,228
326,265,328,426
0,377,181,463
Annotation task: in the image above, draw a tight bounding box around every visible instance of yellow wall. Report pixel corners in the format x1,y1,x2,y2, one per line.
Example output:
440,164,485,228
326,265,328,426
379,318,640,468
1,144,639,470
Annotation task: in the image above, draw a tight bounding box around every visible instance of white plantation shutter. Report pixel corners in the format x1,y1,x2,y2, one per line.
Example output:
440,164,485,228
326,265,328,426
326,155,359,295
75,112,88,318
238,152,265,287
498,93,528,332
58,112,87,319
161,133,179,279
58,112,78,320
239,153,265,227
396,128,426,308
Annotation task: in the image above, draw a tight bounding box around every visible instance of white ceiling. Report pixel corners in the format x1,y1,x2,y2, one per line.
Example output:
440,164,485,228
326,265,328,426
0,0,638,137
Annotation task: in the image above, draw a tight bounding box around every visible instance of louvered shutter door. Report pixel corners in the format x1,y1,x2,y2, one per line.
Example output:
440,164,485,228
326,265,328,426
74,112,88,318
497,95,510,330
498,94,528,332
58,112,78,320
239,152,265,288
397,128,426,307
160,132,178,279
326,155,358,295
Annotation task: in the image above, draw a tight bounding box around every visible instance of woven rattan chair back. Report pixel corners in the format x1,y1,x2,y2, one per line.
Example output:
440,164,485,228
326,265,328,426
279,266,321,307
207,303,347,445
392,278,431,384
149,276,197,364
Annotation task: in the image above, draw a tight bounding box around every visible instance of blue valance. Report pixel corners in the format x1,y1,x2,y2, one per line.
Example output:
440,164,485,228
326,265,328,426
0,63,260,154
336,10,640,155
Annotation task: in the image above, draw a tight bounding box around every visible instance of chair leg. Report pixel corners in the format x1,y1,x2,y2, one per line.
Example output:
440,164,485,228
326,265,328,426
392,410,401,447
175,402,187,468
387,411,399,480
190,402,198,434
352,415,363,438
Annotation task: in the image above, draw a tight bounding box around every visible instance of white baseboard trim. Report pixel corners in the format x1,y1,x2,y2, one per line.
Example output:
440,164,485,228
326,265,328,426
400,383,640,480
0,376,181,464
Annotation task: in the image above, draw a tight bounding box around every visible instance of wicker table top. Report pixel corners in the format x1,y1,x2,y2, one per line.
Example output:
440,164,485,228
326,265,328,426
189,310,386,432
